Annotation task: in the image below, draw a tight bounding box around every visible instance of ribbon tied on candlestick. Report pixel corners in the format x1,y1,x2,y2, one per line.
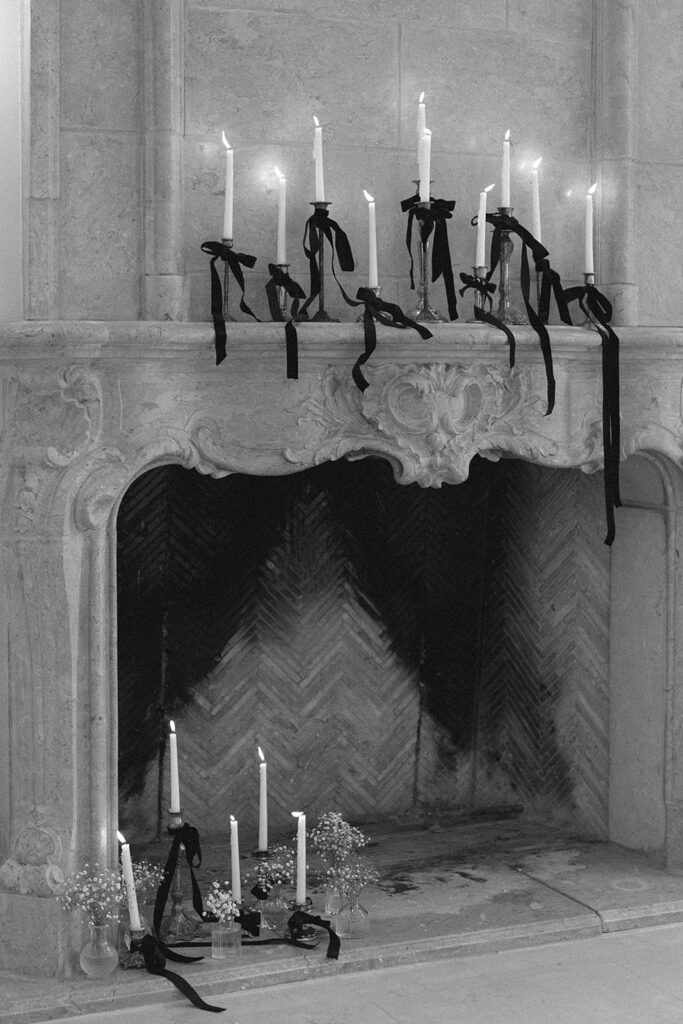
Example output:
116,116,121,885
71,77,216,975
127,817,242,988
265,263,307,379
401,194,459,321
153,823,214,938
351,287,433,392
299,206,355,320
458,271,516,368
200,240,260,364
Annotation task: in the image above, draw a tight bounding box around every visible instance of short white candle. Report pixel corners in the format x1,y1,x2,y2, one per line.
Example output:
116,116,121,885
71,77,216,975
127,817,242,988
258,746,268,851
417,91,426,165
169,720,180,814
476,184,495,269
312,116,325,202
531,157,542,243
418,128,432,203
501,129,511,208
292,811,306,905
230,815,241,903
363,190,378,289
221,131,233,240
274,166,286,264
117,831,142,932
585,182,597,275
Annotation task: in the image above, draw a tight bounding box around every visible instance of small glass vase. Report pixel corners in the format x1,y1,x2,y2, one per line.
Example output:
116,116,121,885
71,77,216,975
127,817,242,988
258,884,291,937
211,919,242,959
335,895,369,939
79,922,119,978
324,884,342,916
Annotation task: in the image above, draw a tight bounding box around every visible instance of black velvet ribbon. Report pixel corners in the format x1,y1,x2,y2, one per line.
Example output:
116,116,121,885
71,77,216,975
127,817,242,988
351,287,433,391
562,283,622,545
299,207,355,320
458,272,516,368
200,241,260,364
153,824,214,939
265,263,307,379
400,194,458,321
130,934,226,1013
287,909,340,960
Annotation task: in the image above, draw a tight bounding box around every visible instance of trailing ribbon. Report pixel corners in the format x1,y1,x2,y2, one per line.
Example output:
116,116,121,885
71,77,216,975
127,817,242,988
265,263,307,380
153,823,214,938
484,211,573,415
458,272,516,367
299,207,355,320
562,282,622,545
400,194,458,321
131,934,225,1013
351,287,433,391
287,909,340,960
200,241,260,365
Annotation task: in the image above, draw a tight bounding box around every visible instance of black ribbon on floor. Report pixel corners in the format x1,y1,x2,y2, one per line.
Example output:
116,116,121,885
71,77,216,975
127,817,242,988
287,910,340,960
200,241,260,364
562,282,622,545
484,212,573,415
351,287,433,391
458,272,516,368
400,194,458,321
299,207,355,320
265,263,307,379
153,824,215,939
130,934,226,1013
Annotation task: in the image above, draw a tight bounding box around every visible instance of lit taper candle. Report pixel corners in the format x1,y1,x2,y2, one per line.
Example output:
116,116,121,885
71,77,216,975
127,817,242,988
476,184,495,268
117,831,142,932
363,190,378,289
274,166,287,264
501,129,511,207
258,746,268,851
417,91,426,163
312,116,325,202
531,157,542,243
292,811,306,905
230,815,241,902
221,131,233,239
418,128,432,203
585,182,597,275
169,720,180,814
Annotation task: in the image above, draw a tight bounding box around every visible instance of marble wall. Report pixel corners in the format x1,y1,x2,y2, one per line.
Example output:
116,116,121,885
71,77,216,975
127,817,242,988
25,0,681,327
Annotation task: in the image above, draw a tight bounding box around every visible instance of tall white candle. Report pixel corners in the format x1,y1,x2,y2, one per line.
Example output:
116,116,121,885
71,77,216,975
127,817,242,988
169,720,180,814
230,815,241,903
531,157,542,243
117,831,142,932
292,811,306,905
417,91,426,165
221,131,233,240
274,166,287,264
585,183,597,275
418,128,432,203
312,116,325,202
501,129,511,208
258,746,268,851
476,184,495,269
363,190,378,289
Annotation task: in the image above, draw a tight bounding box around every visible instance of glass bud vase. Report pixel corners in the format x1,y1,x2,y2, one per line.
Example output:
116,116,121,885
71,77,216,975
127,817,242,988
211,919,242,959
258,884,291,937
79,922,119,978
324,884,342,916
335,895,369,939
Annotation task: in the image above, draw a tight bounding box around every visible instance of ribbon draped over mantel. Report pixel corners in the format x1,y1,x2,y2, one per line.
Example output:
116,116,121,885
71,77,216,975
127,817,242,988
299,206,355,320
400,194,459,321
265,262,307,379
351,287,433,391
458,272,516,368
562,283,621,546
200,240,260,364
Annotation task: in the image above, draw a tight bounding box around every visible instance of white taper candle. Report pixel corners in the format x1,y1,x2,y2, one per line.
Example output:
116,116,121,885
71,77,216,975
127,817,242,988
117,831,142,932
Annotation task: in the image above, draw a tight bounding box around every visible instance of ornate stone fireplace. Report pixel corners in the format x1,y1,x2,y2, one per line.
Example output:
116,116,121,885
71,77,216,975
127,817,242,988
2,318,683,976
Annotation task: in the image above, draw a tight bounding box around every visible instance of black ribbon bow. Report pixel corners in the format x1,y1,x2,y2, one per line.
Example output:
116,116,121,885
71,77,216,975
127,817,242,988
458,272,516,368
299,207,355,320
131,934,226,1013
265,263,307,379
562,282,621,545
201,241,260,364
351,287,433,391
400,194,458,321
153,823,214,938
287,910,340,960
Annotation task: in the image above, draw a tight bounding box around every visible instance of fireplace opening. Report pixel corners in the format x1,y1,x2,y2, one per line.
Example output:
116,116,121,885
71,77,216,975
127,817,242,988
116,456,610,848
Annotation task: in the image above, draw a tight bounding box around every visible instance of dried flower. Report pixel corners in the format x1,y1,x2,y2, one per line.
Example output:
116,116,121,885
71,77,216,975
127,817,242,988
56,864,122,925
205,880,240,923
249,844,298,890
328,854,379,898
119,859,165,903
308,811,370,868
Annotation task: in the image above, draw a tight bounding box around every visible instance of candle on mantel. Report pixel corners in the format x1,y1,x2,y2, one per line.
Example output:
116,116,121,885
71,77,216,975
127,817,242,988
585,182,597,275
363,190,378,289
292,811,306,905
501,129,511,208
531,157,542,243
169,720,180,814
258,746,268,851
416,91,426,162
312,116,325,202
117,831,142,932
274,166,287,264
221,131,233,240
418,128,432,203
230,815,241,903
476,184,495,269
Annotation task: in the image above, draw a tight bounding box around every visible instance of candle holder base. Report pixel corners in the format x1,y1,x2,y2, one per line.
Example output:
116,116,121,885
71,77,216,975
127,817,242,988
580,272,599,330
466,266,489,323
496,208,528,326
310,308,340,323
251,848,269,858
407,197,446,324
161,808,209,944
119,925,150,970
276,263,290,320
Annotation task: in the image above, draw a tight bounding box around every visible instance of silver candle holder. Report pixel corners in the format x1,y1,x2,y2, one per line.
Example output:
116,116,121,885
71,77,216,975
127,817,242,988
496,207,528,325
276,262,290,320
160,808,207,944
466,266,489,323
580,271,598,329
221,238,236,321
407,198,445,323
310,201,340,323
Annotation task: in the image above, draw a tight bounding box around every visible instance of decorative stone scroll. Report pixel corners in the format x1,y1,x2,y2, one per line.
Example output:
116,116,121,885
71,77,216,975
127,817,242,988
0,806,64,897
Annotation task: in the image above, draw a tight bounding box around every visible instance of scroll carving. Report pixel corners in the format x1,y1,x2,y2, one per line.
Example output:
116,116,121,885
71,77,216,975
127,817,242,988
0,806,64,897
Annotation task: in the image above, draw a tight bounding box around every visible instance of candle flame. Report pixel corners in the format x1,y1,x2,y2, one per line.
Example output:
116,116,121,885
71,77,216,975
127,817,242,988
170,720,176,734
532,157,542,170
313,115,320,128
258,746,265,761
588,182,597,195
117,830,126,844
485,183,495,193
504,129,511,141
363,189,374,203
221,131,231,151
230,814,236,822
423,128,432,137
418,91,425,103
274,165,285,181
291,810,303,818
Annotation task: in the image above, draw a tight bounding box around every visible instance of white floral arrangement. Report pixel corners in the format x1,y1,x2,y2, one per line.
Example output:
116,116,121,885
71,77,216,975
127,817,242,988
205,880,240,923
308,811,370,867
125,858,166,902
327,854,379,898
251,844,297,890
56,863,122,925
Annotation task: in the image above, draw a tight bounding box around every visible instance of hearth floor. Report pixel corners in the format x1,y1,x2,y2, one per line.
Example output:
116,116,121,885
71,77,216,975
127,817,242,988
5,814,683,1023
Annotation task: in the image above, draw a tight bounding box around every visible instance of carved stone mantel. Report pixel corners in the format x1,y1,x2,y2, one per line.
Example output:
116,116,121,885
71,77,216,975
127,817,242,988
1,318,683,975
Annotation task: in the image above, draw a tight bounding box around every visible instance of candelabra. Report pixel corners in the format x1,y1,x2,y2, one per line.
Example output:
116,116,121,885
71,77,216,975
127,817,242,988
160,809,207,944
496,207,528,325
310,201,339,323
221,238,235,321
407,198,445,323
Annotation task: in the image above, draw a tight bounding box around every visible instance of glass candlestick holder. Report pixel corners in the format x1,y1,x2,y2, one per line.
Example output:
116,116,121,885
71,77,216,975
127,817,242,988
580,271,599,330
159,808,207,944
276,262,290,319
496,208,528,325
310,201,339,323
467,266,489,323
221,238,236,321
407,200,444,323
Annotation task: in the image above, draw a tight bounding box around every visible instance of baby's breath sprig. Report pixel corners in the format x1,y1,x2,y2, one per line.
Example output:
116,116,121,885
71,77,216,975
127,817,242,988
205,880,240,923
308,811,370,868
118,858,165,904
56,863,122,925
249,844,297,890
329,854,379,898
